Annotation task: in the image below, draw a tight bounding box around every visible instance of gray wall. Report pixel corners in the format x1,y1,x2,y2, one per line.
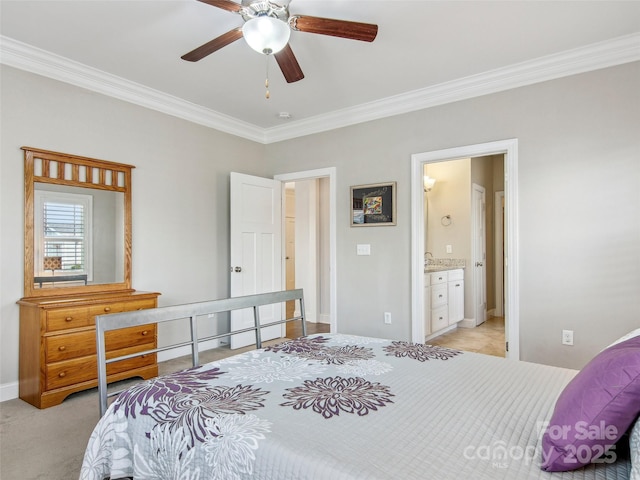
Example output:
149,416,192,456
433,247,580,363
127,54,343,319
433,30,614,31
264,61,640,370
0,65,266,396
1,61,639,399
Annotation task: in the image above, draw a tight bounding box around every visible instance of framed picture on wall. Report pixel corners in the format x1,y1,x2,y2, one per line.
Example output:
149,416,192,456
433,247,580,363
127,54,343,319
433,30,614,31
350,182,396,226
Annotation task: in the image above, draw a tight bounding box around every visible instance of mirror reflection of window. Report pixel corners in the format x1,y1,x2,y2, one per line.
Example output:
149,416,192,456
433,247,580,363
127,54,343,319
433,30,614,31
34,190,93,280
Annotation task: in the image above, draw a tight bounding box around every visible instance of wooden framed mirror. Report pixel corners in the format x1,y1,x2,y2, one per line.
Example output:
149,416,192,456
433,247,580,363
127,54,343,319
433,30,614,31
22,147,134,298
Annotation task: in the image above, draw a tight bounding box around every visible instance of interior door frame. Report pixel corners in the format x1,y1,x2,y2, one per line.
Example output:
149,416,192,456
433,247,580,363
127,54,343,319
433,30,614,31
411,139,519,359
274,167,337,333
494,191,505,317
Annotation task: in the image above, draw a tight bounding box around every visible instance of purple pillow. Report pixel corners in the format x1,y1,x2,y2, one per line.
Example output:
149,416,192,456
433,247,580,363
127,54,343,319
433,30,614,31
541,336,640,471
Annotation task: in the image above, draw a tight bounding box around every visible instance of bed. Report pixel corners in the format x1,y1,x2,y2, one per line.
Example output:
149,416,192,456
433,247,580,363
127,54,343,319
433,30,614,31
79,290,639,480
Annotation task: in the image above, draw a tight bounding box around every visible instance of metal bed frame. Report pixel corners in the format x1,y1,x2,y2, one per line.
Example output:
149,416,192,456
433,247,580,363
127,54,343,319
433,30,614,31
96,289,306,416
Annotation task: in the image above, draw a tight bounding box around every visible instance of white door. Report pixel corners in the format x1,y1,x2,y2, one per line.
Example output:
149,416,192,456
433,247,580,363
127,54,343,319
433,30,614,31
472,184,487,326
230,172,283,349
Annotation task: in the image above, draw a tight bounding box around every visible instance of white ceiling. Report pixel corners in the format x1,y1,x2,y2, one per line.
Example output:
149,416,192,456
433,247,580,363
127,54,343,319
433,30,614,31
1,1,639,143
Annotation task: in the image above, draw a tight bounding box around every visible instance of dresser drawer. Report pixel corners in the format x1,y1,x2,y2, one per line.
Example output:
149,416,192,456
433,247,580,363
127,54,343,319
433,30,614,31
105,324,156,352
89,299,157,324
45,345,156,391
431,283,448,307
45,324,157,362
46,307,90,332
46,330,95,362
431,306,449,332
430,271,448,285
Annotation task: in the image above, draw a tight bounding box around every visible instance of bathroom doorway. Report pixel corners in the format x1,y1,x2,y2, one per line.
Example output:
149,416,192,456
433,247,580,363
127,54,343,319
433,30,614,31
411,139,519,359
423,156,503,339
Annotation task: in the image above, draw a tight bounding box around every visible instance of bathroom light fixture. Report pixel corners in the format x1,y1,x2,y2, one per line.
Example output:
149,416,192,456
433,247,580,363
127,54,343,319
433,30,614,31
423,175,436,192
242,15,291,55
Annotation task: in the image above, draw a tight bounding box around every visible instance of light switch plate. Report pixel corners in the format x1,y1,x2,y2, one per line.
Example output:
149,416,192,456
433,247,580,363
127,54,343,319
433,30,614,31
356,244,371,255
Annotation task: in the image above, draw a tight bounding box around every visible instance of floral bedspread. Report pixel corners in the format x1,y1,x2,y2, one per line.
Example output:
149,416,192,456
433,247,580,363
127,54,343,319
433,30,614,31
80,333,633,480
79,334,463,480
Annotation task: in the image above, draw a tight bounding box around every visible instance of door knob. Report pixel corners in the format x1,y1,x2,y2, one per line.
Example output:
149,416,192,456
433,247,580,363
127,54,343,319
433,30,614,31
234,266,242,273
475,262,484,267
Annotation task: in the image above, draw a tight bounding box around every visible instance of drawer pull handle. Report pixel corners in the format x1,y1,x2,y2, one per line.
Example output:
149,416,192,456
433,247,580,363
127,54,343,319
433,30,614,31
58,346,66,351
65,317,73,322
58,372,66,378
103,307,111,312
141,330,148,336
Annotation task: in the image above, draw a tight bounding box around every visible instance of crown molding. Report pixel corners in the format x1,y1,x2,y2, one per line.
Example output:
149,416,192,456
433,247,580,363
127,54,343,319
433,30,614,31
264,32,640,143
0,35,266,143
2,33,638,145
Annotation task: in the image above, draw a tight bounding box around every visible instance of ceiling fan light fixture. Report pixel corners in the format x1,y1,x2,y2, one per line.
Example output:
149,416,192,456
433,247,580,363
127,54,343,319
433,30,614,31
242,15,290,55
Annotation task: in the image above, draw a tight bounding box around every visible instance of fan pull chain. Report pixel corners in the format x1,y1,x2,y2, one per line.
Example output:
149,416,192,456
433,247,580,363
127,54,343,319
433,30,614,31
265,55,270,99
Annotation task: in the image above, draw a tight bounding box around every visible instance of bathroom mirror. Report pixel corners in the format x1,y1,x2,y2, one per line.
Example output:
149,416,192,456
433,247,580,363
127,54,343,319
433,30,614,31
22,147,134,298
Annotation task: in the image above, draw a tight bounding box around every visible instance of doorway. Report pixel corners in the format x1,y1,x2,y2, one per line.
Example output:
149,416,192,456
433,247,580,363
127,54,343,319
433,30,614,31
284,190,296,319
411,139,519,359
275,168,337,335
423,159,498,335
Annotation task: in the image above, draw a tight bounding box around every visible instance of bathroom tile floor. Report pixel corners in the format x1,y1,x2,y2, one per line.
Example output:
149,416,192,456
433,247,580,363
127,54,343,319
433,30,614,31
428,316,506,357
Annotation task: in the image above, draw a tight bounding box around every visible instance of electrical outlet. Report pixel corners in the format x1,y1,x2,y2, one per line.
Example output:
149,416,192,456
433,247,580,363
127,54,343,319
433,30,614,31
446,245,453,254
562,329,574,346
384,312,392,324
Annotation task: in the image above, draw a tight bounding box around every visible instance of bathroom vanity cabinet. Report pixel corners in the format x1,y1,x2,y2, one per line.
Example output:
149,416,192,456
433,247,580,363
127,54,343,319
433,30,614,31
424,268,464,336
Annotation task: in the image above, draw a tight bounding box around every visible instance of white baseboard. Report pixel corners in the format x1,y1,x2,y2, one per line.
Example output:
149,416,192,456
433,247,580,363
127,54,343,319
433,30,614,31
458,318,476,329
295,310,330,324
1,381,19,402
425,324,457,342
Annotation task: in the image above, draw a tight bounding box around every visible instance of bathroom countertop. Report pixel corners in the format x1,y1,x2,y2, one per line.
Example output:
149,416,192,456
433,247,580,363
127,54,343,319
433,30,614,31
424,258,466,273
425,266,464,273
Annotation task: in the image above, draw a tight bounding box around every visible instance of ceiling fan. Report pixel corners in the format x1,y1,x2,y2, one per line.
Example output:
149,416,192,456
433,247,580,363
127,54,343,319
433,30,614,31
181,0,379,83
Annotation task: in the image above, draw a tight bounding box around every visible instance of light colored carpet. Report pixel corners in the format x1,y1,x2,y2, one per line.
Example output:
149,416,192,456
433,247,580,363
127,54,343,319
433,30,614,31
0,339,285,480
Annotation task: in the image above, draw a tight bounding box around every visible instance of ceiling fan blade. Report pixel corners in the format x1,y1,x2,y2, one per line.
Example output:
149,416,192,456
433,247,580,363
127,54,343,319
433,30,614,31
290,15,378,42
181,28,243,62
274,44,305,83
197,0,242,13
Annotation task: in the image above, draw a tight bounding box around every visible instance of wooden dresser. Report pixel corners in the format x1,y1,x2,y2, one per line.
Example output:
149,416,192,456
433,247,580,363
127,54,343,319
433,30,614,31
18,290,160,409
